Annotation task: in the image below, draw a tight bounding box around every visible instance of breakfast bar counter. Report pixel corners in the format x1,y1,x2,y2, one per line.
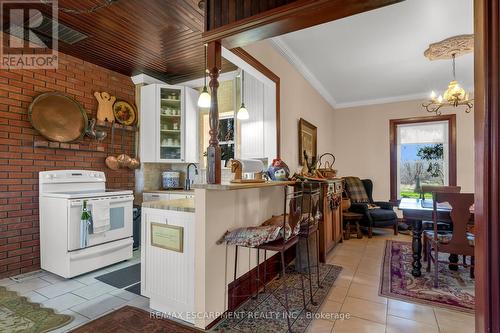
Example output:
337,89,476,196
142,198,195,212
192,180,296,191
141,182,294,329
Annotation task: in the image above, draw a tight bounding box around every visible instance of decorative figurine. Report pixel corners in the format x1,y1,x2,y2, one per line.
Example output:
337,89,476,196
230,159,243,182
94,91,116,122
267,158,290,181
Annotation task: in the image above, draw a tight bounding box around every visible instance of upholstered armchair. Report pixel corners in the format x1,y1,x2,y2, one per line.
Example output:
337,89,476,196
343,178,398,238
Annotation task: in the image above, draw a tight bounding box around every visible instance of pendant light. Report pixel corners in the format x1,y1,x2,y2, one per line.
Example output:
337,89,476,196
198,44,211,108
237,70,249,120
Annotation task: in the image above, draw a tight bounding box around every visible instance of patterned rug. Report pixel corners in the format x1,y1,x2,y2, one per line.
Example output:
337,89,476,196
0,286,73,333
69,306,204,333
380,240,474,313
212,263,342,333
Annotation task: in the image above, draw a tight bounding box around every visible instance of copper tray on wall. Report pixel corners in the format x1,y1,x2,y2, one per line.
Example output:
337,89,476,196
29,92,88,143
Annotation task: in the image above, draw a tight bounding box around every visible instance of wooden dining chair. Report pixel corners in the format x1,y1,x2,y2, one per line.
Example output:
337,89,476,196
425,192,475,287
421,186,461,263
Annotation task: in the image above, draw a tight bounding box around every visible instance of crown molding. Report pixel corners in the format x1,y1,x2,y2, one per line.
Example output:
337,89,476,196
270,37,338,109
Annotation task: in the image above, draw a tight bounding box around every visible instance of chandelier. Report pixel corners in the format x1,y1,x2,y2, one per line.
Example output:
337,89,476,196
422,35,474,115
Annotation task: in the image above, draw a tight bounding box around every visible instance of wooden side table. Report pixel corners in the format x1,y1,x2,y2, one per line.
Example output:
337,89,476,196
343,212,363,240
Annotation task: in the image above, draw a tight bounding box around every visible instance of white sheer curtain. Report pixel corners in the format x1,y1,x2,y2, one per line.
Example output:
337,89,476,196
396,121,449,198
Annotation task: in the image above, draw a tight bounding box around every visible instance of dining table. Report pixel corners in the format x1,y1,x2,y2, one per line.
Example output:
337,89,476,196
398,198,469,277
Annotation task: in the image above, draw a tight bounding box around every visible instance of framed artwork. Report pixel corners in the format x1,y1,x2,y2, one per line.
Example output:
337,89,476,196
298,118,317,166
150,222,184,253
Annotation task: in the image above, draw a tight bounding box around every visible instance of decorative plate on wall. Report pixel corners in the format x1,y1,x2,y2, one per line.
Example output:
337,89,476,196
29,92,88,143
113,100,137,126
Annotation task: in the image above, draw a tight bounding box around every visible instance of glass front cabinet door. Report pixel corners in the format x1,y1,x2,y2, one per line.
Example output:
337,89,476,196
140,84,198,163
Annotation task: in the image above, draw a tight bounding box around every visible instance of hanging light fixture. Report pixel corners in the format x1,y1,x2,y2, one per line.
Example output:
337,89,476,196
198,44,211,108
422,35,474,115
237,70,249,120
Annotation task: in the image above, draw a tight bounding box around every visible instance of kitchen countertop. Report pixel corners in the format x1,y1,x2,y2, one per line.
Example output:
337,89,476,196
192,181,296,191
144,189,195,195
142,198,195,212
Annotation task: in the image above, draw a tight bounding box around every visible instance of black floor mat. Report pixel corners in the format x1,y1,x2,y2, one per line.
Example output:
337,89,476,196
125,282,141,295
96,263,141,289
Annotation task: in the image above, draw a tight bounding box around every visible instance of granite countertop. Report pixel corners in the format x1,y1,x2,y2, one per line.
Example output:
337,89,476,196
142,198,195,212
192,181,296,191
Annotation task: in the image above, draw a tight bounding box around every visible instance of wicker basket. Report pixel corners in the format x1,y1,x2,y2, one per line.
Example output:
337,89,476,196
317,153,337,179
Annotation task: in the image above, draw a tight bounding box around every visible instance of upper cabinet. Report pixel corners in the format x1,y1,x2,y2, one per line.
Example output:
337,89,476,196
140,84,199,163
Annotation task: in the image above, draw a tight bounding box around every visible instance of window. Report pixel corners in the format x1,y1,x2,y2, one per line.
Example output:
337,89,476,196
390,115,456,200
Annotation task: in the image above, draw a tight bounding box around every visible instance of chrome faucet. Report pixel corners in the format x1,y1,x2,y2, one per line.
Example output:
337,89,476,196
185,163,199,190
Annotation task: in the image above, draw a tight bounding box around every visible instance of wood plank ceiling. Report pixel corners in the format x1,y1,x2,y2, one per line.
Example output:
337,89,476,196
32,0,236,83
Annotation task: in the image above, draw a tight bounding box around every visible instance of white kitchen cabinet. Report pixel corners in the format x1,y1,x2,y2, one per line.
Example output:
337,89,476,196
140,84,199,163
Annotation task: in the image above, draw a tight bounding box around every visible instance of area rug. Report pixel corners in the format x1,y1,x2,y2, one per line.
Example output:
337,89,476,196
69,306,204,333
380,240,474,313
212,263,342,333
0,286,73,333
96,263,141,289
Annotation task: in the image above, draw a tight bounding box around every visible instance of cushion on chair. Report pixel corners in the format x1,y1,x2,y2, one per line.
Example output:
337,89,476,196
422,221,452,231
261,214,301,238
217,225,283,247
368,208,397,221
343,177,370,203
424,230,453,244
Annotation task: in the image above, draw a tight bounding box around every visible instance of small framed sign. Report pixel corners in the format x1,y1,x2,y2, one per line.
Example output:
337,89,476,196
151,223,184,253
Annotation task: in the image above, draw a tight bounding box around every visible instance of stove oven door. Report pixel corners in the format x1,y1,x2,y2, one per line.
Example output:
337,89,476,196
67,195,133,251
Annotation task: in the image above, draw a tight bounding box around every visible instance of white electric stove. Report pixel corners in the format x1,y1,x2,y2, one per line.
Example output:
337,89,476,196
39,170,134,278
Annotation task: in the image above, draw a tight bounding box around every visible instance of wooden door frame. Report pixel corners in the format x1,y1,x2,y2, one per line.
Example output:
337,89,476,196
389,115,457,201
474,1,500,332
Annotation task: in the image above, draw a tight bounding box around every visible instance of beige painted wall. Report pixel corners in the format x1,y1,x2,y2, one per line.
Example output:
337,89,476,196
243,40,336,172
331,100,475,200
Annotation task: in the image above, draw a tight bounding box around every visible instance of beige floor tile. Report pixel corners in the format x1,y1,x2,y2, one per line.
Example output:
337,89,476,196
351,271,379,287
332,316,386,333
388,299,437,326
434,308,475,333
386,315,439,333
306,318,334,333
327,285,349,303
347,282,387,304
356,260,382,275
319,300,343,322
340,297,387,324
328,254,361,268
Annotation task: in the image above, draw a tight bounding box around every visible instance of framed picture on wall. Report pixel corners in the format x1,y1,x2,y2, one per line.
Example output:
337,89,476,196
298,118,317,166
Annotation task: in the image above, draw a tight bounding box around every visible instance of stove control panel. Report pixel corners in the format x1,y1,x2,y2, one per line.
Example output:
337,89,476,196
40,170,106,184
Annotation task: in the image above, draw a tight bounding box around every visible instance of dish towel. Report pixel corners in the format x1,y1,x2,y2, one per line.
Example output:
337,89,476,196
91,200,111,233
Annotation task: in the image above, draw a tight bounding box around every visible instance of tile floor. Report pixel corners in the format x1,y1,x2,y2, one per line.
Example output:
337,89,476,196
0,230,476,333
307,229,476,333
0,250,150,333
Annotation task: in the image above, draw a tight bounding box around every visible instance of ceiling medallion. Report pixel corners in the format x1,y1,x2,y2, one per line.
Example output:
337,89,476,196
422,35,474,115
424,34,474,61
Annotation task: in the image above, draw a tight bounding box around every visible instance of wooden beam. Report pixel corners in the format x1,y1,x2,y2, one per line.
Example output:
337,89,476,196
206,41,222,184
474,0,500,332
202,0,404,48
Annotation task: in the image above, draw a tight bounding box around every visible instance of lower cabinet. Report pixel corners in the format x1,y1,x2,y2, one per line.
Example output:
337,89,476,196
318,180,343,263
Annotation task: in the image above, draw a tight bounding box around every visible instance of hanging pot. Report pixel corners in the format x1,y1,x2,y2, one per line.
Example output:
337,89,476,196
105,125,120,171
116,127,132,168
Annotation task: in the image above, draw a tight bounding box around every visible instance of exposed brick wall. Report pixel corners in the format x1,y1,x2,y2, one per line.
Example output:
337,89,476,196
0,52,136,278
